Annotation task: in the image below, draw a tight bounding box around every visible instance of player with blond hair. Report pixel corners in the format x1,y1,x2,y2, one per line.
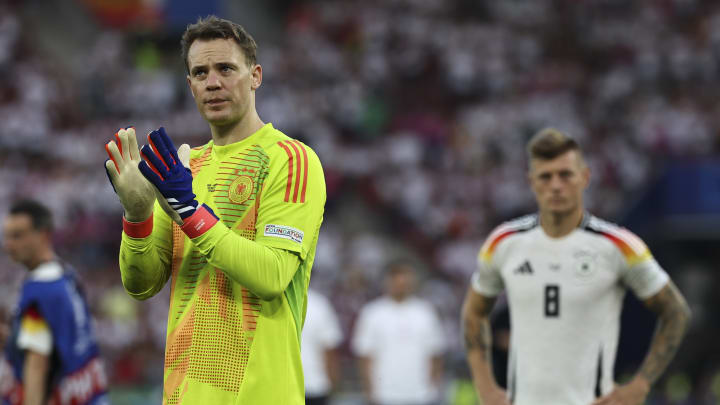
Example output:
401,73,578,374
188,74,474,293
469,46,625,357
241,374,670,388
462,129,691,405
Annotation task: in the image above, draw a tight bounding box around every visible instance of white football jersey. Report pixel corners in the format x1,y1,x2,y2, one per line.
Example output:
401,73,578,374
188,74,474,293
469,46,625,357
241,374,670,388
471,214,669,405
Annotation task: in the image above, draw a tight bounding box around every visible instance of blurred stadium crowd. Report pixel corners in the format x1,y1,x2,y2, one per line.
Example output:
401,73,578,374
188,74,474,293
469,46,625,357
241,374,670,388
1,0,720,403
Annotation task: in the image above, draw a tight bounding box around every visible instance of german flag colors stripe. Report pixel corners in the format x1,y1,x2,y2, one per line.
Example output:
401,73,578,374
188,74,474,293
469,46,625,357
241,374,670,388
594,230,652,267
277,140,309,203
478,216,538,263
21,307,50,333
480,230,517,262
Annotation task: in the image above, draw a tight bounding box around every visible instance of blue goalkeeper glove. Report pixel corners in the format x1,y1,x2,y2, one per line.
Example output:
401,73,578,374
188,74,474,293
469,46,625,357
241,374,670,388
138,127,213,222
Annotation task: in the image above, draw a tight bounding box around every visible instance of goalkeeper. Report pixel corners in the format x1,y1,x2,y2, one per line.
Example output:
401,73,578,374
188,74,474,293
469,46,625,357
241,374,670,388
104,16,326,404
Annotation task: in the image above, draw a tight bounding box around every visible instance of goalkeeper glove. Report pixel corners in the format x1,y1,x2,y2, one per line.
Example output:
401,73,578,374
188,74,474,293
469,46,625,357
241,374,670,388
138,127,218,230
104,127,156,222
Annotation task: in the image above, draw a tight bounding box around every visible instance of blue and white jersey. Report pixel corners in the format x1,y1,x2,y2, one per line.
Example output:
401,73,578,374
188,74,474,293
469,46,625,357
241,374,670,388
0,261,108,405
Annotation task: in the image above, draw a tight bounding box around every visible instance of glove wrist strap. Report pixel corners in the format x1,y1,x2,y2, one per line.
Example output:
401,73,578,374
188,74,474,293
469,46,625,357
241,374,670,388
123,213,154,238
181,204,219,238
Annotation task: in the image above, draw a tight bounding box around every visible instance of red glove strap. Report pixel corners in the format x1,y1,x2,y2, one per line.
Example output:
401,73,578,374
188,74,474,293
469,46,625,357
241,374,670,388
123,214,154,238
181,205,218,238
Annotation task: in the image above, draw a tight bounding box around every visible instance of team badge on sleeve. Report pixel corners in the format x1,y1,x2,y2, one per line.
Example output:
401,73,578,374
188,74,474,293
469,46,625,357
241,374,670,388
264,224,304,244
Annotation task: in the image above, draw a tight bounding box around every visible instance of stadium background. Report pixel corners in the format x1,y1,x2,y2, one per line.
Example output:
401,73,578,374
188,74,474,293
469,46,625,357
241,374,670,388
1,0,719,403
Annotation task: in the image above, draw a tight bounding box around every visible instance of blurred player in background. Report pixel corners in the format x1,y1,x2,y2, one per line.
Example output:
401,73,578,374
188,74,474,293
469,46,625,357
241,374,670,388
302,288,343,405
352,261,446,405
462,129,691,405
103,15,326,404
0,200,108,405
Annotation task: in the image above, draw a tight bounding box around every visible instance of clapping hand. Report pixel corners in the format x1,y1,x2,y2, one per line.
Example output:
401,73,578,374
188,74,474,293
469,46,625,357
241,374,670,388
105,128,157,222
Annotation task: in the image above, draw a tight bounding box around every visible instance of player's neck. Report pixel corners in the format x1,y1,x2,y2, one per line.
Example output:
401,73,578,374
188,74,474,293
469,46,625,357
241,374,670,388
25,250,55,271
539,208,584,239
210,112,265,146
389,293,410,303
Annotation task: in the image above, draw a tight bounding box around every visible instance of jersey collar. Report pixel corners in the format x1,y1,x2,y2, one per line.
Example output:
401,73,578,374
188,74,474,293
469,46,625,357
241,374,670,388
579,211,592,229
210,123,275,159
29,261,63,282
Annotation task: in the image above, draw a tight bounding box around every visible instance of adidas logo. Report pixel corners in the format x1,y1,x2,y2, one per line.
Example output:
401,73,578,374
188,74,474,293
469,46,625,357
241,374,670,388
514,261,534,275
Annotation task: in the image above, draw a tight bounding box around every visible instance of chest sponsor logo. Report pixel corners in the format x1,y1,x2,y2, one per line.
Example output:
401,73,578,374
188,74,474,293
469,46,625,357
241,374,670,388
228,175,254,204
207,183,218,192
514,260,534,275
264,224,304,244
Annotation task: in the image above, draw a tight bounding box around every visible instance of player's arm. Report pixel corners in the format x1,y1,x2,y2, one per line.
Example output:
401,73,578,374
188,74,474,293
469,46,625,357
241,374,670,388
594,228,691,405
118,200,173,300
593,281,690,405
464,228,510,405
357,356,374,404
431,355,443,386
321,298,343,392
105,128,174,300
427,304,446,387
325,347,341,391
22,350,49,405
637,281,691,385
189,226,300,300
16,306,52,405
623,234,692,392
461,288,508,405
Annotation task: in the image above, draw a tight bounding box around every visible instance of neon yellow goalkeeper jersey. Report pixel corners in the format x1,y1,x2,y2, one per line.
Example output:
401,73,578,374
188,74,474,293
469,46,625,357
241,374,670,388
119,123,326,404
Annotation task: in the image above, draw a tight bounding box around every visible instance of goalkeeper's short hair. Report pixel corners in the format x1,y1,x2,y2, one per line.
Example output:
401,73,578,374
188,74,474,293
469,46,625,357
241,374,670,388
181,15,258,72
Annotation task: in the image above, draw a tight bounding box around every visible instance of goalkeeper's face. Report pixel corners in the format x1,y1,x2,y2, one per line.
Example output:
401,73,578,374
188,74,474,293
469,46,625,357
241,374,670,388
528,150,590,217
186,38,262,127
3,214,50,270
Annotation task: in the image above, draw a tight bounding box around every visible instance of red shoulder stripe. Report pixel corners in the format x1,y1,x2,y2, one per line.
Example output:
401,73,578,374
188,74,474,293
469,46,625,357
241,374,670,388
484,230,516,258
293,140,309,203
594,230,646,264
278,141,295,202
285,141,303,203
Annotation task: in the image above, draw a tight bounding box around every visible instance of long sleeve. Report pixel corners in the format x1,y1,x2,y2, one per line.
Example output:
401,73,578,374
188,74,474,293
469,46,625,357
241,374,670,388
119,201,173,300
190,222,300,300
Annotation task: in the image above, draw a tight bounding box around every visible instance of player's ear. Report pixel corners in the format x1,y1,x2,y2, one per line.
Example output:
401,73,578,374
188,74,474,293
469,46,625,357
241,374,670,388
526,161,535,185
40,228,53,245
187,76,195,98
251,64,262,91
581,165,591,188
574,151,590,187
